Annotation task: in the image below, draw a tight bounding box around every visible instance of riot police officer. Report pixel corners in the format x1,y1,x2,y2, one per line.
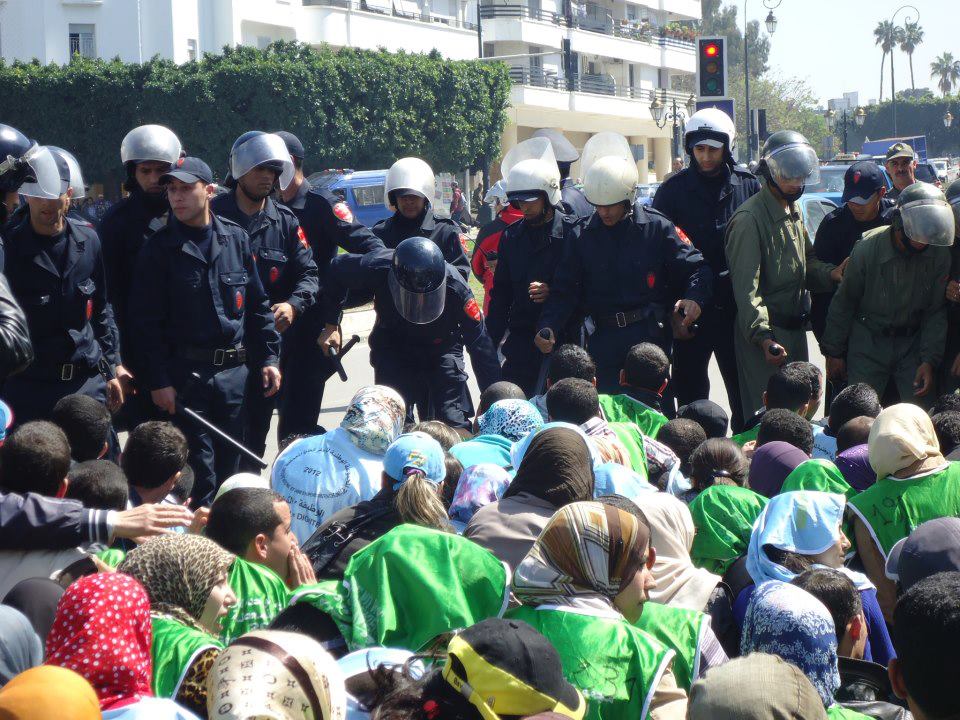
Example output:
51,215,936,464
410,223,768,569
536,132,712,395
944,181,960,393
486,137,581,396
275,130,311,220
533,128,593,218
130,157,281,503
98,124,183,424
0,123,47,230
318,237,500,428
373,157,469,279
3,146,123,423
652,109,759,431
211,131,318,466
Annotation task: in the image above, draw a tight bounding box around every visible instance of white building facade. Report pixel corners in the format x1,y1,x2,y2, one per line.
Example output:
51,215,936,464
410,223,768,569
0,0,699,179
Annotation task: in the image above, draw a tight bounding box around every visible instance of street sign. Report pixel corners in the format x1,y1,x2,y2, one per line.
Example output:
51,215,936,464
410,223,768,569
695,98,735,125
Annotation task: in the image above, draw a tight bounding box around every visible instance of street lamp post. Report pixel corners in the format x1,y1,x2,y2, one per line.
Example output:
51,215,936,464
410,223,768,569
744,0,782,163
824,106,866,155
889,5,920,136
650,91,697,160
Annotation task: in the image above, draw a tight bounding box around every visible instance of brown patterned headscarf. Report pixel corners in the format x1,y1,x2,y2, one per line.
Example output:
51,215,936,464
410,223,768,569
118,534,235,628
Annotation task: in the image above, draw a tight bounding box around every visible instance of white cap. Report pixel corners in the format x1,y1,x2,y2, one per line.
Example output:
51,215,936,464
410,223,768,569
213,472,269,502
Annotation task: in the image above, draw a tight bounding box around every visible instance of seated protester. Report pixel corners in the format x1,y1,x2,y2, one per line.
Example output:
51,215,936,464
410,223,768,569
464,426,595,572
448,464,512,533
609,493,734,678
0,421,86,598
932,411,960,457
593,466,657,499
796,361,825,422
598,343,671,436
837,417,875,454
931,391,960,416
205,488,314,643
65,460,129,511
682,438,749,505
889,572,960,720
441,452,463,508
170,464,195,506
213,472,268,501
51,394,111,463
46,573,200,719
742,580,873,720
820,384,882,458
2,578,65,644
884,517,960,594
529,343,597,421
755,408,815,457
506,501,689,718
833,418,879,494
409,420,464,450
677,399,729,439
0,606,42,687
118,534,237,717
337,647,425,720
0,665,103,720
471,380,526,430
658,419,707,477
688,484,768,575
121,421,189,507
271,386,406,544
548,378,634,470
848,404,960,620
366,618,586,720
687,653,828,720
732,364,815,446
302,432,451,580
450,399,543,471
742,491,894,666
780,458,857,500
290,524,509,654
205,630,346,720
747,441,808,498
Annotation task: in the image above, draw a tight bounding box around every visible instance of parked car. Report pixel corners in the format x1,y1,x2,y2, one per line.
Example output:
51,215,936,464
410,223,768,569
931,158,949,183
914,162,942,189
799,194,838,237
306,168,391,227
635,182,661,206
805,164,893,206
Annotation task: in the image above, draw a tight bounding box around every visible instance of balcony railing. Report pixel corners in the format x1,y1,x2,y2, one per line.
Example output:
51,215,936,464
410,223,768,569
305,0,478,30
508,65,564,90
509,65,651,100
478,4,561,24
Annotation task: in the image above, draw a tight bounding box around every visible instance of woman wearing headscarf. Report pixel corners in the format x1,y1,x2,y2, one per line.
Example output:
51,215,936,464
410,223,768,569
834,445,876,492
271,385,406,543
0,665,100,720
450,399,543,471
848,403,960,618
448,464,513,532
207,630,346,720
0,607,41,688
688,484,768,575
742,581,872,720
464,426,596,571
748,441,809,498
46,572,200,719
742,491,894,666
118,534,237,717
505,501,688,720
1,577,64,643
780,459,857,499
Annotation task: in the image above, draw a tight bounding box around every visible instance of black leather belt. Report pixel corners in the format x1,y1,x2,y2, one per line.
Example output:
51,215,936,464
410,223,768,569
596,308,649,329
880,325,919,338
176,345,246,367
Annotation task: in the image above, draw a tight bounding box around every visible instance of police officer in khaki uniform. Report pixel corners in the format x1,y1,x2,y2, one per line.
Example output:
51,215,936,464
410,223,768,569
821,182,955,408
725,130,845,420
884,142,917,202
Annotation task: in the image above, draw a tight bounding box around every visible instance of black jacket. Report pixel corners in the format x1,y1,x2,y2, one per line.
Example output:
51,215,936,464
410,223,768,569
372,208,470,281
0,273,34,380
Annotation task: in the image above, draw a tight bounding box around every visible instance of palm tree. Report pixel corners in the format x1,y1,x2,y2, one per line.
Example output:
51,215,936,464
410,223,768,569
899,21,924,90
873,21,893,100
930,52,960,96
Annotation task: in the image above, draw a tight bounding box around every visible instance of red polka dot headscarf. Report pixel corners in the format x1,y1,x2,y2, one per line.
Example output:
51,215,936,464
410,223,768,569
46,573,152,710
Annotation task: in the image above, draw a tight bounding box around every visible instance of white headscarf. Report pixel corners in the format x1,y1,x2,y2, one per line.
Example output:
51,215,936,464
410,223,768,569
868,403,944,480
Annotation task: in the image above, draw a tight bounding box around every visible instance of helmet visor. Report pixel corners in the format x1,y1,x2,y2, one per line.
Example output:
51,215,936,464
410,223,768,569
19,146,66,199
231,133,295,190
48,147,85,199
901,198,956,246
388,270,446,324
765,143,821,185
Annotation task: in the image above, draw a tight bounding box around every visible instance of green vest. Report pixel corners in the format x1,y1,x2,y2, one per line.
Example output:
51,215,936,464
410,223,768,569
849,462,960,555
633,602,704,691
608,422,649,479
151,614,222,699
828,705,873,720
506,605,673,720
730,425,759,447
599,394,668,438
96,548,126,568
220,558,290,644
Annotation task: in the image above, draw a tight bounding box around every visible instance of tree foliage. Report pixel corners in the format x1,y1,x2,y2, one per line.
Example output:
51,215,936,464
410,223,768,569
830,94,960,158
699,0,770,79
0,42,510,192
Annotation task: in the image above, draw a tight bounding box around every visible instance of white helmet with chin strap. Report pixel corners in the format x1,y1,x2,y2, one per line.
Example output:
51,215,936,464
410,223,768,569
581,132,638,206
384,157,435,210
483,180,508,206
501,137,562,207
684,108,736,155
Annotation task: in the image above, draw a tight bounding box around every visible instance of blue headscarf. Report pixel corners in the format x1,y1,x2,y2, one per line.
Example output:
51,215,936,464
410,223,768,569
510,422,603,471
0,606,42,687
478,400,544,442
742,580,840,707
593,462,657,500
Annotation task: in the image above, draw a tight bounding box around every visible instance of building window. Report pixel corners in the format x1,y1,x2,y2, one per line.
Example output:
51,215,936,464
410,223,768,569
68,23,96,58
187,39,198,61
482,42,495,59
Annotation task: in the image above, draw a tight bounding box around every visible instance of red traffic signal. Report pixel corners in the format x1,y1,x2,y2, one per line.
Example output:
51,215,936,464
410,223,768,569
704,43,719,57
697,37,727,98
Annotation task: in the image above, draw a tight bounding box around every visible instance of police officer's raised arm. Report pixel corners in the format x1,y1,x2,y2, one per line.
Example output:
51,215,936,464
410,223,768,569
300,189,384,259
318,249,393,354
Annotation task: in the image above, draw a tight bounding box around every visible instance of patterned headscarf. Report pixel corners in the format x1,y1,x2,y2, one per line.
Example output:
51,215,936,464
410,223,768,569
119,534,235,628
741,580,840,707
46,573,152,710
478,399,544,442
512,501,650,611
449,464,512,525
340,385,406,455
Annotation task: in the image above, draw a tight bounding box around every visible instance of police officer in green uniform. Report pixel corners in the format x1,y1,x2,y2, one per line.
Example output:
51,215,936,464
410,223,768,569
942,181,960,393
821,182,955,408
725,131,845,420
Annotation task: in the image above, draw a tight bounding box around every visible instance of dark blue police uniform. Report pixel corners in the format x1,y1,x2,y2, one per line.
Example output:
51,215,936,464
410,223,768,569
280,188,384,438
211,190,318,464
322,248,501,428
486,210,580,396
372,208,470,280
130,215,280,503
652,164,758,430
538,205,713,395
561,179,594,219
3,215,119,423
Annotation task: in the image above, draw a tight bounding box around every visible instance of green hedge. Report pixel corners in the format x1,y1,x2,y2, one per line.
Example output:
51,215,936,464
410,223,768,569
0,42,510,192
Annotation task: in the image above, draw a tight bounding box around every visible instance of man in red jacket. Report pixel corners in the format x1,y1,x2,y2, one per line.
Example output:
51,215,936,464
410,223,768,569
471,181,523,314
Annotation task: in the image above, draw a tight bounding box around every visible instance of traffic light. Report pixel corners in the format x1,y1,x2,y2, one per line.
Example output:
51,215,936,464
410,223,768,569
697,37,727,98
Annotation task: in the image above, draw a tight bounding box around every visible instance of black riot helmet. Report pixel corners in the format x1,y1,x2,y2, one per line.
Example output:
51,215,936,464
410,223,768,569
0,124,40,193
388,237,447,324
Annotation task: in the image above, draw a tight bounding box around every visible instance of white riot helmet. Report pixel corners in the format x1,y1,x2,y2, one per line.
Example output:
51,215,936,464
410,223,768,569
384,157,435,210
501,137,561,207
229,131,295,191
18,146,68,200
120,124,182,166
532,128,580,163
483,180,508,206
581,132,638,206
48,146,85,199
684,108,736,156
